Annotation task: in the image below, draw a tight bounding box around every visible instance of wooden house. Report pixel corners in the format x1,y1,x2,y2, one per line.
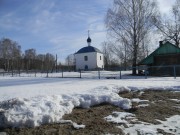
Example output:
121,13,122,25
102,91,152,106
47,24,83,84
139,41,180,76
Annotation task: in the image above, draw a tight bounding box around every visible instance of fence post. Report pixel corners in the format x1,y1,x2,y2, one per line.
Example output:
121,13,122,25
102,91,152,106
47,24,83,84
173,65,176,79
98,69,100,79
80,70,81,78
19,69,20,77
12,70,14,77
62,69,63,78
35,70,36,77
120,69,121,79
145,67,148,79
46,70,49,78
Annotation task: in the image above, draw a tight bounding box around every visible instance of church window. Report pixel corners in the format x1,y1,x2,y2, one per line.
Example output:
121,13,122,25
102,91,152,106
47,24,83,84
100,56,101,60
84,56,88,61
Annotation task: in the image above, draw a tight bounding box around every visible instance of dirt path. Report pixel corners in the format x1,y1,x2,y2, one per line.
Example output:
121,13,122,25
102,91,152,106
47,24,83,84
1,90,180,135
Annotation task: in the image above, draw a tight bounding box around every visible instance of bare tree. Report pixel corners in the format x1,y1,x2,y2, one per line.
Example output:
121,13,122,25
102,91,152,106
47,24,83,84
106,0,159,74
0,38,21,71
24,49,36,70
44,53,55,73
101,41,113,68
44,53,55,72
153,0,180,47
36,54,46,71
0,38,60,73
65,54,75,71
65,54,74,66
102,41,131,69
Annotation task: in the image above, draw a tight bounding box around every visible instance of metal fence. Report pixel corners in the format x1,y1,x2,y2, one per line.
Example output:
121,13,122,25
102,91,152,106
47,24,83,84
0,65,179,79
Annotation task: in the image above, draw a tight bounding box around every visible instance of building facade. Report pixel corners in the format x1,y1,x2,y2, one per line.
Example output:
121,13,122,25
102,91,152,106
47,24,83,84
74,35,104,70
139,41,180,66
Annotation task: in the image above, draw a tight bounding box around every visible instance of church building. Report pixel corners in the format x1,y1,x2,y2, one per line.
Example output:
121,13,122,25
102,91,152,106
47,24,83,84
74,33,104,70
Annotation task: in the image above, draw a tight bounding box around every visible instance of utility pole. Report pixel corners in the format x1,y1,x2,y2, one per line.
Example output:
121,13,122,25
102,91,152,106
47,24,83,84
56,54,57,73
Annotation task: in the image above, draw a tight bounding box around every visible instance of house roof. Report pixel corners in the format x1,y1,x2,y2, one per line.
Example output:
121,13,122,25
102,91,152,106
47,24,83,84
75,46,102,54
139,41,180,65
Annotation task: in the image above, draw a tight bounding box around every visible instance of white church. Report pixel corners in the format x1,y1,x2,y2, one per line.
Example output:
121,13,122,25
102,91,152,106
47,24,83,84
74,33,104,70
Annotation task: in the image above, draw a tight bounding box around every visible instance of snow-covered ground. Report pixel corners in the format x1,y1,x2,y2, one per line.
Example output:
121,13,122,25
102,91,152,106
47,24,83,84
0,72,180,134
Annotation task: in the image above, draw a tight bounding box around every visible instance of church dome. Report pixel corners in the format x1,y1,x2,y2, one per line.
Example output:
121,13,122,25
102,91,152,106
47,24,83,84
75,31,102,54
75,46,102,54
87,37,91,43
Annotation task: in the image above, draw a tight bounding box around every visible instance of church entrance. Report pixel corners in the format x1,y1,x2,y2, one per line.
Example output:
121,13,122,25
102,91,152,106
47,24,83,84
85,65,88,70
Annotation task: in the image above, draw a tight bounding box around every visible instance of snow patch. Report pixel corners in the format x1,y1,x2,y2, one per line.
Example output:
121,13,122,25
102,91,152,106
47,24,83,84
105,112,180,135
72,122,85,129
137,104,149,107
170,99,180,103
104,112,135,124
131,98,149,103
131,98,149,108
59,120,85,129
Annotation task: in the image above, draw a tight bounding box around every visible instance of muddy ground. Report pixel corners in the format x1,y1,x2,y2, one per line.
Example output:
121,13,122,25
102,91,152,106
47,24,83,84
1,90,180,135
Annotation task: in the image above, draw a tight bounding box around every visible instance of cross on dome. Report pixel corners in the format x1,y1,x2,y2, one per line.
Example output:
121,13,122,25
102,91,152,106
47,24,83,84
87,30,91,46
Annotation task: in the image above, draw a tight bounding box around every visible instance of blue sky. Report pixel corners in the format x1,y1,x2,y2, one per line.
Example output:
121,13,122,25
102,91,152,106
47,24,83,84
0,0,175,62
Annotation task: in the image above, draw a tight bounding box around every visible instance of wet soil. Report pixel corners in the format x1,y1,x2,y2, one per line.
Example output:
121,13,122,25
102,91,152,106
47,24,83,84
119,90,180,124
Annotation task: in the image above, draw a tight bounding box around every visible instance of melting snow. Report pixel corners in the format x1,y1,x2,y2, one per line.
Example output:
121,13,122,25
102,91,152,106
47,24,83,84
105,112,180,135
131,98,149,103
170,99,180,103
59,120,85,129
0,75,180,128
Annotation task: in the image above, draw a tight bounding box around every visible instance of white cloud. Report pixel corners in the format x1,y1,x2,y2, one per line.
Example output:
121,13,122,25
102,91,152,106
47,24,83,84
0,12,21,30
89,21,106,32
32,0,55,13
157,0,176,15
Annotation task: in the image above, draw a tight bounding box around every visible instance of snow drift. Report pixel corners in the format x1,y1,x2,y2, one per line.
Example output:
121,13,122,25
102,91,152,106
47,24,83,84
0,86,131,128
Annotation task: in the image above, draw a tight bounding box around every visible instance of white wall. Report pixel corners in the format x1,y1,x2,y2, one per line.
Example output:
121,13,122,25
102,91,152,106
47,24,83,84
75,52,104,70
96,53,104,69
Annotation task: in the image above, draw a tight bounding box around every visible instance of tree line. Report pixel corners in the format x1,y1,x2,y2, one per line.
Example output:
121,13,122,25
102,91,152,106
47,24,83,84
103,0,180,74
0,38,58,72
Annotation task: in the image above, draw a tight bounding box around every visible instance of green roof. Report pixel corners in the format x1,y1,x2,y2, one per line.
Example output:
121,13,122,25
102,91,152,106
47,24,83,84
139,41,180,65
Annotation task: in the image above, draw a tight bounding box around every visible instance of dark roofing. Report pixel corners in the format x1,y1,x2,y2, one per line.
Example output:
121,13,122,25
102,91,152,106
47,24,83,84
75,46,102,54
87,37,91,43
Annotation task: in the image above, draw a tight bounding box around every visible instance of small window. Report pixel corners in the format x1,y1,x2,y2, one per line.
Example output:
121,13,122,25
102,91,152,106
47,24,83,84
100,56,101,60
85,65,88,70
84,56,88,61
